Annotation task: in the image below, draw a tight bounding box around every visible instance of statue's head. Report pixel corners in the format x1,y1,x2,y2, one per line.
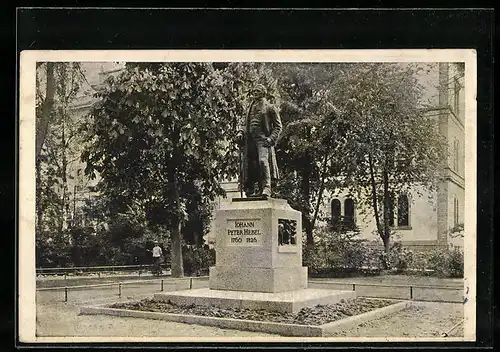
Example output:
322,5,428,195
251,84,267,99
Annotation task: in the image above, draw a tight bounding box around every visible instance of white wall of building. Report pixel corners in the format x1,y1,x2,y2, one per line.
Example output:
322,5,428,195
320,186,439,245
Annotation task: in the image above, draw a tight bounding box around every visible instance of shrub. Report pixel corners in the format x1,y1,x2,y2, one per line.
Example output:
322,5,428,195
36,230,72,268
182,245,215,276
426,248,448,276
303,226,383,277
411,246,463,278
409,250,433,276
302,243,327,274
446,247,464,278
303,226,463,278
388,242,414,273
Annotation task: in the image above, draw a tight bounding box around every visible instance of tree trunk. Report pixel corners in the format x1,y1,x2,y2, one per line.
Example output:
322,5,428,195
382,168,391,253
36,156,43,234
170,215,184,278
36,62,55,158
303,217,314,246
382,235,391,253
61,108,69,231
301,152,314,246
311,152,330,230
368,152,383,240
169,171,184,278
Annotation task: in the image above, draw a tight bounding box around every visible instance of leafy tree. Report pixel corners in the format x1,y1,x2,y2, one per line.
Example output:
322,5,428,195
271,63,349,246
82,62,253,277
337,63,446,252
36,62,86,266
36,230,72,268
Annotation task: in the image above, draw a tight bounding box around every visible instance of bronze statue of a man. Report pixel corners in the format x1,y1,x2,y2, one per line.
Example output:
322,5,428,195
236,84,282,198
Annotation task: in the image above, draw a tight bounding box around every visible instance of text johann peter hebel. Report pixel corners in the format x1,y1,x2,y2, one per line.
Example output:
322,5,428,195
227,219,262,246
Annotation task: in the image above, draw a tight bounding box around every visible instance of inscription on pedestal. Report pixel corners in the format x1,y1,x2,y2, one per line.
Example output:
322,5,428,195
226,218,263,246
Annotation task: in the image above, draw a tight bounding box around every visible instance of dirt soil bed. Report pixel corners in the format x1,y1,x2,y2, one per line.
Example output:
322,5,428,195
108,297,396,326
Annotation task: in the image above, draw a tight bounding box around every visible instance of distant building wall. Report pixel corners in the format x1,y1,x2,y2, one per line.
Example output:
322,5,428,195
65,62,125,227
320,186,439,246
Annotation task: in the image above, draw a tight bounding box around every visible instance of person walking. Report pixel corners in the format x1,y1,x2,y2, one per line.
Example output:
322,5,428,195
150,241,163,276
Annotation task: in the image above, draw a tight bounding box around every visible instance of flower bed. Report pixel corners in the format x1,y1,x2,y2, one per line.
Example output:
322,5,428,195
109,297,396,326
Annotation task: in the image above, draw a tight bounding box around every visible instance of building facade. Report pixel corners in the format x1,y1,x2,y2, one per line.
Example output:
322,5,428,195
324,63,465,249
58,62,125,230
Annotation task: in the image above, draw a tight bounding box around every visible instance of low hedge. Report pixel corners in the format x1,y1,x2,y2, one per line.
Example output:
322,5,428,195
303,227,463,278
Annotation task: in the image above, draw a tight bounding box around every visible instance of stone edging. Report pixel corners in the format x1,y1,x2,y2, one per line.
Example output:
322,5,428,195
80,300,413,337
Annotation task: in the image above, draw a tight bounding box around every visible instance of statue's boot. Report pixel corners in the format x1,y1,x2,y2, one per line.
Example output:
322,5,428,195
245,184,259,198
261,186,271,198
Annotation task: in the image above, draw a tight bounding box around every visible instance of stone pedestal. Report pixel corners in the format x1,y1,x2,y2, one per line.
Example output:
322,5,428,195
154,197,356,314
208,197,307,293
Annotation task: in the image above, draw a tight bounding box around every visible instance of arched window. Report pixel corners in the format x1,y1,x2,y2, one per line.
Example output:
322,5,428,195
454,198,459,226
331,199,341,224
344,198,355,225
397,194,410,227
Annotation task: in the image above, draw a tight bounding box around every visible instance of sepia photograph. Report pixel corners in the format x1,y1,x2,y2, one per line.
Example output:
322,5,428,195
18,50,476,343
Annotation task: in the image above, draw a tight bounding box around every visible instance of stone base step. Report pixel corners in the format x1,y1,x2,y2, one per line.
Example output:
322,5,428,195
153,288,356,314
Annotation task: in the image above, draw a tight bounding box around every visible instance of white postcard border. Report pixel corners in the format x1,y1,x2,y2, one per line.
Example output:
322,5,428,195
19,49,478,343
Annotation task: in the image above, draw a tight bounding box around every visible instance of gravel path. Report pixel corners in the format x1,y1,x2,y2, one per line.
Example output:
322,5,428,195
327,302,464,337
36,295,278,338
